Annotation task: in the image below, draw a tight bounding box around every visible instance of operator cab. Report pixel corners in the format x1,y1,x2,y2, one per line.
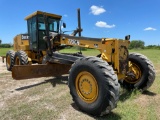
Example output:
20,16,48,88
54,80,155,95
25,11,62,51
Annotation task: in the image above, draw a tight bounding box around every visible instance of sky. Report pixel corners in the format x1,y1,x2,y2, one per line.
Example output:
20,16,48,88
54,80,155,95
0,0,160,46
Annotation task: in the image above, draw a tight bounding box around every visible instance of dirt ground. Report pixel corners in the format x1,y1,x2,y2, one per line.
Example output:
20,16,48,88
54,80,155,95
0,57,96,120
0,57,160,120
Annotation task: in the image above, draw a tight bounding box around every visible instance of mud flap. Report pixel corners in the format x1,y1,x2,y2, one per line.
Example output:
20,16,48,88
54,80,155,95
12,64,71,80
1,56,6,63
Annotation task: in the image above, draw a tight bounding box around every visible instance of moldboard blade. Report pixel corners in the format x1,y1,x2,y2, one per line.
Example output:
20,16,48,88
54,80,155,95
12,64,71,80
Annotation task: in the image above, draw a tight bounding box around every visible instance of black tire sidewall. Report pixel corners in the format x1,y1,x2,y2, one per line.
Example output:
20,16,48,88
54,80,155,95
14,51,28,65
15,52,22,65
128,54,149,89
69,59,110,115
6,52,12,70
6,50,15,71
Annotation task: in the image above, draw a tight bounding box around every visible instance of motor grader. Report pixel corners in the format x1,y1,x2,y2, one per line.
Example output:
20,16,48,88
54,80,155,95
8,9,155,116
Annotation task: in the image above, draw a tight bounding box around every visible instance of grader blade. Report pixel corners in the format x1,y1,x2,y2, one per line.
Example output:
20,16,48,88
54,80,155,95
12,64,71,80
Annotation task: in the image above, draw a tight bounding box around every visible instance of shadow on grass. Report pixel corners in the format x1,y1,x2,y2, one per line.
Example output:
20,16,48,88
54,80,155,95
142,90,156,96
71,103,121,120
95,112,121,120
15,75,68,91
119,88,157,102
119,88,135,102
70,88,157,119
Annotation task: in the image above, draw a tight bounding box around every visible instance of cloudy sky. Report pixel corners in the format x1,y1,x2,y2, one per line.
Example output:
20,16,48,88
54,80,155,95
0,0,159,45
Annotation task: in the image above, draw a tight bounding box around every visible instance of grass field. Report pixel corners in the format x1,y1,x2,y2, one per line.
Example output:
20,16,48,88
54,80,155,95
0,47,13,56
60,47,100,56
0,48,160,120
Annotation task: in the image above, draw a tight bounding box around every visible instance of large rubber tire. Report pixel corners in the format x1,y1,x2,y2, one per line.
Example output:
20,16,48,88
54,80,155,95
6,50,15,71
68,56,120,116
124,53,155,91
14,50,28,65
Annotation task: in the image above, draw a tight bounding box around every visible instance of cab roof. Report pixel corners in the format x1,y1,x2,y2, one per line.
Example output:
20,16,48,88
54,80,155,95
25,11,62,20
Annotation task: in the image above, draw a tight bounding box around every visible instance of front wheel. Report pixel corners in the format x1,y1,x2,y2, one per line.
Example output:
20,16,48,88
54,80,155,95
68,57,120,116
124,53,156,91
14,50,28,65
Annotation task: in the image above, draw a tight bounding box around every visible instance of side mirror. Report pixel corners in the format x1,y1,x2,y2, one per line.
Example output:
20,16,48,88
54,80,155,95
125,35,130,40
63,23,66,28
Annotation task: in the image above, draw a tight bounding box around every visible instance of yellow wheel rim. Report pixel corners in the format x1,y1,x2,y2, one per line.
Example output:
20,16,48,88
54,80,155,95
125,61,142,84
15,57,20,65
6,55,11,67
75,71,98,103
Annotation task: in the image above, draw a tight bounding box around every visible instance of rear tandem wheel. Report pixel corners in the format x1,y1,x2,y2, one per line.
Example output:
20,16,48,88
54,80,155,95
6,50,15,71
124,53,156,91
14,50,29,65
68,56,120,116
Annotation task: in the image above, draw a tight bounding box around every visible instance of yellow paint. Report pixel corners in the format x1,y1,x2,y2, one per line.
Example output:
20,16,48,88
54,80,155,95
25,11,62,20
60,35,130,80
75,71,98,103
124,61,142,83
6,55,11,68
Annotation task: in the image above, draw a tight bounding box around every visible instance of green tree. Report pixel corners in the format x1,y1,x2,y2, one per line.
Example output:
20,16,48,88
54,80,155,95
129,40,145,49
0,39,2,44
146,44,160,49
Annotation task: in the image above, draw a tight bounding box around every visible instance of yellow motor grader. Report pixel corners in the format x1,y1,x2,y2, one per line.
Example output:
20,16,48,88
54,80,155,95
7,9,155,116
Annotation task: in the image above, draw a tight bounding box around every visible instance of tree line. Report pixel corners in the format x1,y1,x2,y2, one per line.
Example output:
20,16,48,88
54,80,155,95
0,39,13,48
0,44,12,48
129,40,160,49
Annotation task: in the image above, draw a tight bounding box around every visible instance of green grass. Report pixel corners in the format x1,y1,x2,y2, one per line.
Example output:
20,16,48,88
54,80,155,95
130,49,160,71
0,47,100,56
60,47,100,56
0,47,13,56
130,49,160,62
0,48,160,120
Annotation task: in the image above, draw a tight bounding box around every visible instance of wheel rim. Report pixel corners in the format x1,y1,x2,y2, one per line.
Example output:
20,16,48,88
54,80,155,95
125,61,142,84
15,57,20,65
6,55,11,68
75,71,98,103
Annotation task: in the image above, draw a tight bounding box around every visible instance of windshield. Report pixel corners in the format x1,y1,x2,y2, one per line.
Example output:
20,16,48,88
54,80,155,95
38,16,60,32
